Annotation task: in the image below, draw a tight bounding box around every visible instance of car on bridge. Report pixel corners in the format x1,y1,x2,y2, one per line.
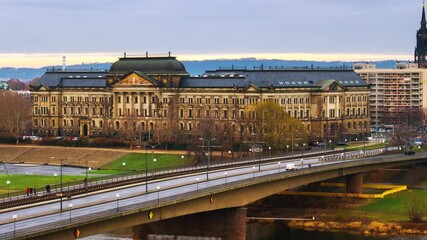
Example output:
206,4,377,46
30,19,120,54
404,149,416,155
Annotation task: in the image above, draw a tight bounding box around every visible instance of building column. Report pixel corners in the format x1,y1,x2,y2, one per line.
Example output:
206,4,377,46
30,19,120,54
345,173,363,193
133,208,247,240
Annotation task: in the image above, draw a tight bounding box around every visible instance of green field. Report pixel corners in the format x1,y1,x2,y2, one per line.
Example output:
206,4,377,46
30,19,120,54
333,189,427,222
0,174,85,194
98,153,194,172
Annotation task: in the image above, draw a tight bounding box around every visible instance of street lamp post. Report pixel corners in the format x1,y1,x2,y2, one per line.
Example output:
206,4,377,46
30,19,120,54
224,172,228,187
181,155,184,167
199,137,215,180
278,162,281,172
6,180,10,199
252,166,256,178
60,158,63,210
68,203,73,223
301,158,304,167
116,193,120,212
286,145,289,155
302,143,306,157
196,178,199,194
329,140,332,150
12,214,17,237
268,146,271,157
156,186,161,206
145,143,159,192
153,158,157,175
85,159,89,189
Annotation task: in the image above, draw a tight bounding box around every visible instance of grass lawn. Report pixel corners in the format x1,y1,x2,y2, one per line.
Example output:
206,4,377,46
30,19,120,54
333,189,427,222
0,174,85,195
99,153,194,172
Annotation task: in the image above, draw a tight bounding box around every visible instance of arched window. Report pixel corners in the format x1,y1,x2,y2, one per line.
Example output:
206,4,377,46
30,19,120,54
180,122,184,131
188,122,193,131
99,120,103,128
63,119,67,127
70,120,74,127
92,120,95,127
52,119,55,127
115,121,120,129
141,122,146,130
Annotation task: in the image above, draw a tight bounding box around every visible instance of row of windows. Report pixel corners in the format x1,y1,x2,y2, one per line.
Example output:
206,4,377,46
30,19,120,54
117,96,155,104
63,96,108,102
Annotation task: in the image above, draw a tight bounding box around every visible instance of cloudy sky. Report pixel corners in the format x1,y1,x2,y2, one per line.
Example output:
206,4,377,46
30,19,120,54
0,0,423,67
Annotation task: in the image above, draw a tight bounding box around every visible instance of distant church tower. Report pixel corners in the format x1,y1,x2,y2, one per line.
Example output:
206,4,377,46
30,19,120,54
415,1,427,68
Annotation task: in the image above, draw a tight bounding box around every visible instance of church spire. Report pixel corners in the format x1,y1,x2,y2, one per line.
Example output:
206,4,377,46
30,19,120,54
422,1,426,28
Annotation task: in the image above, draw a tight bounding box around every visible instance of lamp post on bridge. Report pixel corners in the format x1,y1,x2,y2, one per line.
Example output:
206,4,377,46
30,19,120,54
199,137,216,180
51,156,70,211
145,143,159,192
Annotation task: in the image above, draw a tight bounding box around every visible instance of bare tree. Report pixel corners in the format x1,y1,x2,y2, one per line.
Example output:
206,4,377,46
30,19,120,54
122,112,138,149
392,124,419,150
0,92,32,144
405,191,426,222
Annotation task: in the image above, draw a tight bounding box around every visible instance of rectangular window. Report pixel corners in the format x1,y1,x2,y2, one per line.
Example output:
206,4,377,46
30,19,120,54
63,107,66,115
214,98,219,104
206,98,211,104
135,97,138,104
85,97,89,102
179,109,184,118
180,97,185,104
92,96,97,102
117,96,121,103
188,98,193,104
126,96,130,103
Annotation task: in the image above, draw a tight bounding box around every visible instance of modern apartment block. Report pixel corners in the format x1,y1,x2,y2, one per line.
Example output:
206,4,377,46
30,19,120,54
354,63,427,129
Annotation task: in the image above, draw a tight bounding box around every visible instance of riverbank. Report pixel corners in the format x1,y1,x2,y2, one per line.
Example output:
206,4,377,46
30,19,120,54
248,186,427,237
288,220,427,236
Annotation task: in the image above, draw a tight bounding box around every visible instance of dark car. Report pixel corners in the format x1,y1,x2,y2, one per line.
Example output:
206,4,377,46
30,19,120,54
404,149,416,155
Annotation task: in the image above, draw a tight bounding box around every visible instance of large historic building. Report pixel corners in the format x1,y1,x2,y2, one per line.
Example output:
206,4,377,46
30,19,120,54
30,54,371,145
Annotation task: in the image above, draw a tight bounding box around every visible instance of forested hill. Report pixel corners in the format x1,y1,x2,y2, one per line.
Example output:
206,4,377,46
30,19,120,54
0,59,399,81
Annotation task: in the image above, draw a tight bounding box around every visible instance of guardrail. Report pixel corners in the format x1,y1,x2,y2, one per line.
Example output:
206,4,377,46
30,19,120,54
0,149,337,207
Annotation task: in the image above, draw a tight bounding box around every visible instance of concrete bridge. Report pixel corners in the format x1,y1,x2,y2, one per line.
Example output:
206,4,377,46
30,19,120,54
1,151,426,240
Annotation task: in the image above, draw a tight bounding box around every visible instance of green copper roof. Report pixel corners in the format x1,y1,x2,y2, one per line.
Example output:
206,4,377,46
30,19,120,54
109,56,189,75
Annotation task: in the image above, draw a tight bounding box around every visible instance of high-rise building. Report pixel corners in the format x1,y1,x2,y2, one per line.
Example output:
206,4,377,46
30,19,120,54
355,63,427,129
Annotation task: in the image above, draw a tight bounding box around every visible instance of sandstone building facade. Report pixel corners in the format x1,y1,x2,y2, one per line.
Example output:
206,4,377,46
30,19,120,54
31,55,370,145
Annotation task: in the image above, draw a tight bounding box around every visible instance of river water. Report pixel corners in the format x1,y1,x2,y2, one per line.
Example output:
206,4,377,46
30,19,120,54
81,222,427,240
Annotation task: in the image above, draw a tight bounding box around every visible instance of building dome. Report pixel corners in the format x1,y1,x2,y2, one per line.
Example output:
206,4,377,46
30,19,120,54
109,56,189,76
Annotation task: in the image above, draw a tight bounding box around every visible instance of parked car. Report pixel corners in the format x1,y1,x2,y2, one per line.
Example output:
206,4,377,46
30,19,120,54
404,149,416,155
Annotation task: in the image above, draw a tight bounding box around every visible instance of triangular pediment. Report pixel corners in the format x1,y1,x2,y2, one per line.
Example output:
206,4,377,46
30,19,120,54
117,71,158,86
39,85,48,91
244,84,260,92
317,79,345,91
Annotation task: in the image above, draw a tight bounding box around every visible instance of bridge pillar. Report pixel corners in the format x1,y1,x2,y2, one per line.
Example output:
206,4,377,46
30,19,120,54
133,207,247,240
345,173,363,193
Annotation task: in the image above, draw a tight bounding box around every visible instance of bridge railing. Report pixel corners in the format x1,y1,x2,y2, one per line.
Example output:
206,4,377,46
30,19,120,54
0,149,338,203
